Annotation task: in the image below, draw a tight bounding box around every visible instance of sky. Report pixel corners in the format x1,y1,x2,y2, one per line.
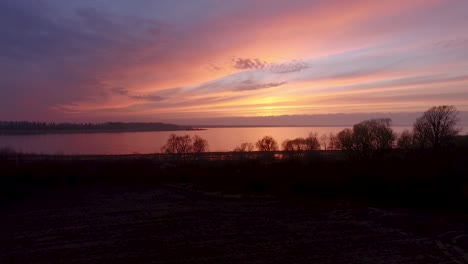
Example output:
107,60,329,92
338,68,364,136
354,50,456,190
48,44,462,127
1,0,468,124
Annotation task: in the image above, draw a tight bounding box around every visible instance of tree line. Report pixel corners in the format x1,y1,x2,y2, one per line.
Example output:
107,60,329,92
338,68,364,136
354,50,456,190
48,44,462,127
161,105,463,158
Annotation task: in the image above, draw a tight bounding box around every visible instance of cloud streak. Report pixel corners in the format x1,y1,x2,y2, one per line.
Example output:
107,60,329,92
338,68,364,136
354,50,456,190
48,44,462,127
235,81,287,92
1,0,468,122
111,87,165,102
233,58,309,73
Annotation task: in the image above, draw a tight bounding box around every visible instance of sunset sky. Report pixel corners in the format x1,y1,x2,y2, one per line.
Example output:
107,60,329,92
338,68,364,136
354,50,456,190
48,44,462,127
1,0,468,124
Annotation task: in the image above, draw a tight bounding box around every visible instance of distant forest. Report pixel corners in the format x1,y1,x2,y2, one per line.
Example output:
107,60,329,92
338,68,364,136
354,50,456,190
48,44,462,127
0,121,194,134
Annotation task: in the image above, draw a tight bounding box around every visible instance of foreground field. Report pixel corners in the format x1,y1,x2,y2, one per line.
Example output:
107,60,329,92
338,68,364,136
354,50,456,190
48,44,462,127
1,150,468,263
1,183,468,263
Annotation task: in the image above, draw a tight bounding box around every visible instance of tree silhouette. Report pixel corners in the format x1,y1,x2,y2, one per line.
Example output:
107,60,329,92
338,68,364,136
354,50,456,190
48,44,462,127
320,134,329,150
256,136,278,151
161,134,192,154
354,118,395,153
282,138,307,151
336,128,354,152
233,142,255,152
161,134,209,154
413,105,460,149
192,135,209,153
282,138,307,159
282,133,320,152
305,132,321,150
397,130,416,150
328,133,339,150
178,135,193,154
161,134,178,154
336,119,395,159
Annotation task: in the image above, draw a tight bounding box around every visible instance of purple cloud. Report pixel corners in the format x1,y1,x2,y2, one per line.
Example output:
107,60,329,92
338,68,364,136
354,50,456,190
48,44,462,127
233,58,267,70
233,58,309,73
111,87,165,102
235,81,287,91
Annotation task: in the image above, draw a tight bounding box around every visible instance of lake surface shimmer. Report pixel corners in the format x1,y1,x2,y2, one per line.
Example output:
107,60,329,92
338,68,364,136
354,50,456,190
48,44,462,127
0,126,465,155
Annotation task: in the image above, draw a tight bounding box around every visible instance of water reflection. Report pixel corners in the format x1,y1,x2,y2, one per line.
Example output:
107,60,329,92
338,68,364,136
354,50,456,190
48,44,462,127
0,126,431,155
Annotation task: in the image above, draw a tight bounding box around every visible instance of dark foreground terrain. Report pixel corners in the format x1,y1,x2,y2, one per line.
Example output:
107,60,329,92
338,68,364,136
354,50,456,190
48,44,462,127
1,183,468,263
1,150,468,263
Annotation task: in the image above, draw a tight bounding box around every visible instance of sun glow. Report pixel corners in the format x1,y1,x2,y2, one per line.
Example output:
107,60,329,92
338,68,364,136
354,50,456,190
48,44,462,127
1,0,467,122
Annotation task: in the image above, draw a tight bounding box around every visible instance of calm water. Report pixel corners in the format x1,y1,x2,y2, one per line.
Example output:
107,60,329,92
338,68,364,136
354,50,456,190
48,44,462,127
0,126,465,155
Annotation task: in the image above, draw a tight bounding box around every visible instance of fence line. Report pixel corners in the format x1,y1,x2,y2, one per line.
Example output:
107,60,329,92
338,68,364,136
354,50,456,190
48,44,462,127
0,150,347,163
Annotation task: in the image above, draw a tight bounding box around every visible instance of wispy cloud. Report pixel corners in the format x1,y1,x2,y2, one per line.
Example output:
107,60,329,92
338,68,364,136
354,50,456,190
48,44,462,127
233,58,267,70
432,38,468,49
269,61,309,74
235,81,287,91
110,87,130,96
111,87,165,102
1,0,468,121
132,94,165,101
232,58,309,73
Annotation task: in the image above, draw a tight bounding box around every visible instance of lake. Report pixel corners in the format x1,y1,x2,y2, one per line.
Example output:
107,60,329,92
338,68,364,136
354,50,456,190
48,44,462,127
0,126,464,155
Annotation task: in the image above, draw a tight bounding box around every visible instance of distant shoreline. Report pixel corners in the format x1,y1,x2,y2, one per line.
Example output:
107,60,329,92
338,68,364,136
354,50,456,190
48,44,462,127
0,128,204,136
0,121,205,135
194,125,351,128
190,125,418,128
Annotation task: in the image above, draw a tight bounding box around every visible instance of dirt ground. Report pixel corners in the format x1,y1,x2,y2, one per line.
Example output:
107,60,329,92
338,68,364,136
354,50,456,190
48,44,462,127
1,184,468,263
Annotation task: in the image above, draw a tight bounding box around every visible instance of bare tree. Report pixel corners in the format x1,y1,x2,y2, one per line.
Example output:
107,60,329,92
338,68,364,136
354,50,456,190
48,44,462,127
192,135,209,153
354,119,395,155
397,130,415,150
320,134,329,150
233,142,255,152
282,133,320,159
178,135,193,154
305,132,321,151
161,134,193,154
336,119,396,158
336,128,354,152
282,138,307,151
161,134,178,154
413,105,460,149
282,139,294,151
256,136,278,151
281,138,305,159
368,119,395,151
328,132,339,150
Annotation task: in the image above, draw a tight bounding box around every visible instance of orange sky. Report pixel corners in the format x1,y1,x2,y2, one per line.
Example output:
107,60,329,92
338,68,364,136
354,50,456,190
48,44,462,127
0,0,467,123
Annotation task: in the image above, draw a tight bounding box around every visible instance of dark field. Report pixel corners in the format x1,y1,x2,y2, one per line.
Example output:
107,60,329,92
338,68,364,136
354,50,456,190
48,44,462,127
1,150,468,263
